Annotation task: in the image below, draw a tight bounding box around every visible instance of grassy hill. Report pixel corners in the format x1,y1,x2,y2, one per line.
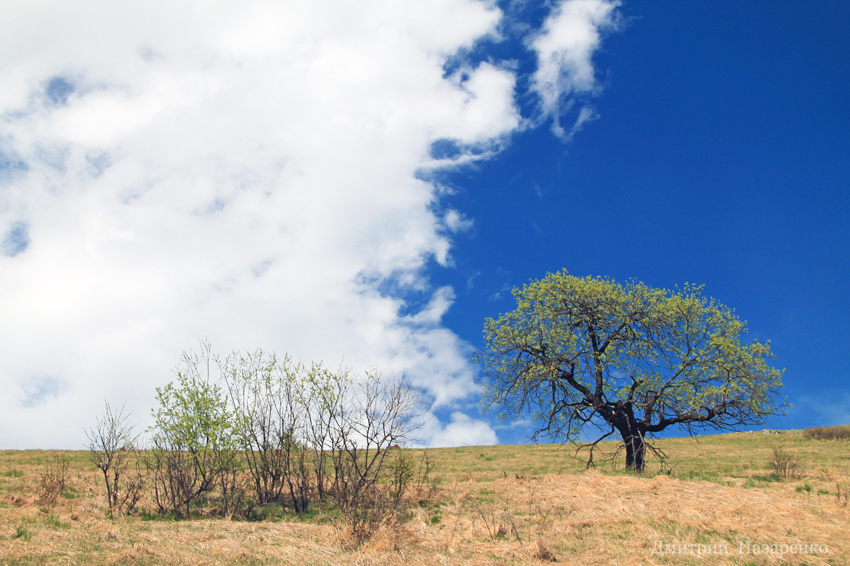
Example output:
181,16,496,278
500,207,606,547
1,429,848,565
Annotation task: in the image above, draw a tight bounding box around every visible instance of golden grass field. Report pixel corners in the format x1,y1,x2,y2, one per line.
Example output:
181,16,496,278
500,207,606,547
1,430,848,565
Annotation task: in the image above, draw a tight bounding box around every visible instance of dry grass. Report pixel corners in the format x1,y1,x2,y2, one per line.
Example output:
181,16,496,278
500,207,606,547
803,425,850,441
1,430,849,565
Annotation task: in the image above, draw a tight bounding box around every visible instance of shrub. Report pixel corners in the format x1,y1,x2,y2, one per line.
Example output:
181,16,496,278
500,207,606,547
146,343,241,519
802,425,850,440
85,402,143,515
324,373,423,543
221,351,327,513
145,341,428,533
533,540,557,562
223,349,427,539
412,450,440,505
37,453,68,507
768,444,800,477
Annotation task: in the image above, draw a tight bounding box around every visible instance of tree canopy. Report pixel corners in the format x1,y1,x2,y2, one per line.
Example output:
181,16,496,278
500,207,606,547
474,271,785,472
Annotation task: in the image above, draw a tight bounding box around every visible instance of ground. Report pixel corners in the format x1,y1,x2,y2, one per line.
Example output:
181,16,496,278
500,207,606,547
1,430,848,565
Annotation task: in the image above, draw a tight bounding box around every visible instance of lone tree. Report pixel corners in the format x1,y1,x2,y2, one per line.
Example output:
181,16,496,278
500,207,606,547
474,271,784,472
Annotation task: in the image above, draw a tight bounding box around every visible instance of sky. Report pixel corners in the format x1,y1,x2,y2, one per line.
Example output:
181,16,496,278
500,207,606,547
1,0,847,449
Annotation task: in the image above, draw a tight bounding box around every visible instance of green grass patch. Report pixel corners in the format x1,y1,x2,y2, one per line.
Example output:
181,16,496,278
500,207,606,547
14,525,33,541
676,470,724,483
139,508,183,522
43,515,68,529
751,474,782,482
60,486,79,499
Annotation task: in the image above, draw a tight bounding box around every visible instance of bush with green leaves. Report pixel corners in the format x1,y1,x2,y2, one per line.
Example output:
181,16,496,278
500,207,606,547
146,344,241,518
142,341,428,536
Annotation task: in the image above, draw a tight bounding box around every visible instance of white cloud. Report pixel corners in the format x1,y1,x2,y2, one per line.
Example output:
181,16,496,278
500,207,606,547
443,209,474,233
421,411,499,447
0,0,618,449
529,0,619,138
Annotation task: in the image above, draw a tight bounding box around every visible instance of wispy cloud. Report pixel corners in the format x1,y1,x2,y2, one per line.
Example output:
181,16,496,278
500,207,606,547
791,391,850,428
529,0,620,139
488,281,514,301
21,377,67,408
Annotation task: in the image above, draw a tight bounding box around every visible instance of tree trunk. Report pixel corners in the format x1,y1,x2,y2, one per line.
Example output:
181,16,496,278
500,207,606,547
622,433,646,473
610,401,647,473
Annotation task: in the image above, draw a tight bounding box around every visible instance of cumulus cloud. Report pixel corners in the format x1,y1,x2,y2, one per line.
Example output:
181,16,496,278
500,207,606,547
422,412,499,447
529,0,620,138
0,0,618,448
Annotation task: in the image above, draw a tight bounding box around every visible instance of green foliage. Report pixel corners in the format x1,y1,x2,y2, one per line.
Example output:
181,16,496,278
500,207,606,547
151,371,236,466
147,344,240,518
474,270,785,471
144,342,425,535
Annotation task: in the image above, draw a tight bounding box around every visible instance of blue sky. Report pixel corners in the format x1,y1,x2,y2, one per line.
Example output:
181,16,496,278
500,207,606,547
0,0,847,448
434,0,850,440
